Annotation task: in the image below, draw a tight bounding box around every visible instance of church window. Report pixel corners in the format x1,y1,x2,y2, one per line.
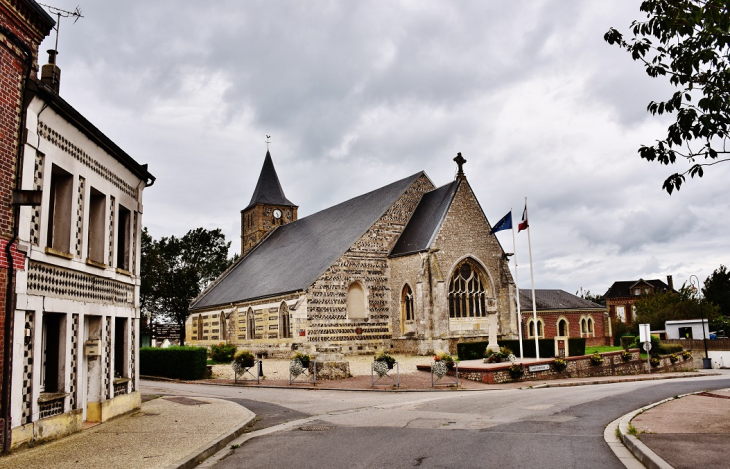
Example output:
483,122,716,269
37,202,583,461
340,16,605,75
197,314,203,340
581,318,587,334
402,284,414,322
558,319,568,337
279,302,291,339
588,317,594,334
347,282,368,319
448,260,488,318
219,312,227,341
247,308,255,340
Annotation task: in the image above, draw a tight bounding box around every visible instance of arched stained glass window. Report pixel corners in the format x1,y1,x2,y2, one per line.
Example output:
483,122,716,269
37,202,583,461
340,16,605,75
279,302,291,339
448,260,488,318
247,308,255,340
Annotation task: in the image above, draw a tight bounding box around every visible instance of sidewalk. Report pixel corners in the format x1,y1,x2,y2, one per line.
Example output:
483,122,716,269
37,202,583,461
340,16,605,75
0,395,254,469
625,387,730,468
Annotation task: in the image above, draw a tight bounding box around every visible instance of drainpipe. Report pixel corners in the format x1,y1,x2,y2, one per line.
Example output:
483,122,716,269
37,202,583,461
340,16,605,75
0,26,34,454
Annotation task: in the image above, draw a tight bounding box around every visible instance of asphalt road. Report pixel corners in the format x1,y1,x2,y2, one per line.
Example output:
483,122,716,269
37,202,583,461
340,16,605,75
142,372,730,469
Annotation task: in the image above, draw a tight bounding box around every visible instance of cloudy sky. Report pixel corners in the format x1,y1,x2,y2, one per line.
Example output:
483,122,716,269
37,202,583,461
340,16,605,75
38,1,728,296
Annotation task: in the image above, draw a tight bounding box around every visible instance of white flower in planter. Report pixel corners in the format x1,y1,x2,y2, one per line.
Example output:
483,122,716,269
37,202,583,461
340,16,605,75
289,359,303,378
373,361,389,377
432,361,448,379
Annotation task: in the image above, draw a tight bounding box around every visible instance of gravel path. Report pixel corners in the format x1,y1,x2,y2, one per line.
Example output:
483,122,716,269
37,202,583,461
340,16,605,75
212,354,431,380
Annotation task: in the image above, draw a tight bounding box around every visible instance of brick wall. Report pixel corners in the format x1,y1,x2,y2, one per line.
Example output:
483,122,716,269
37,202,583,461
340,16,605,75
522,310,609,347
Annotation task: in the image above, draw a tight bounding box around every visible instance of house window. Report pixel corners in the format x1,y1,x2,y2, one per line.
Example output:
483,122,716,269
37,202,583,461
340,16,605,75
114,318,127,378
247,308,255,340
527,318,544,339
41,313,64,393
347,282,367,319
616,306,626,322
87,187,106,264
634,288,641,295
116,205,131,271
402,284,414,322
46,165,73,253
558,319,568,337
279,303,290,339
448,260,488,318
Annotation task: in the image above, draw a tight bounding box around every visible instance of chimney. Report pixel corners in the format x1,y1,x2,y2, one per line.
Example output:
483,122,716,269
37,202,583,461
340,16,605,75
41,49,61,93
667,275,674,291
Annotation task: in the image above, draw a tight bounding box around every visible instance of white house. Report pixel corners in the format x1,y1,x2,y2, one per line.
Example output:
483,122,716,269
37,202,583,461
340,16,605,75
665,319,710,340
9,68,154,448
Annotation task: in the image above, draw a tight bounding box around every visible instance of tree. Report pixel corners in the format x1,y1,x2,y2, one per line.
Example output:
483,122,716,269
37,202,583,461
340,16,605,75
703,264,730,315
140,227,235,343
577,289,604,305
634,284,720,330
605,1,730,194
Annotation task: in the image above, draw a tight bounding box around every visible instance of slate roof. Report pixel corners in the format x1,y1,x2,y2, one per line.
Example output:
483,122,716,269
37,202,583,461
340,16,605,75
389,180,460,257
518,289,604,310
244,151,296,210
191,172,426,310
604,279,671,298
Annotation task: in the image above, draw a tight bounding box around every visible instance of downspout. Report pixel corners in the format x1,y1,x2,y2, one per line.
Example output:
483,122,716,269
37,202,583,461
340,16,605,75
0,26,34,454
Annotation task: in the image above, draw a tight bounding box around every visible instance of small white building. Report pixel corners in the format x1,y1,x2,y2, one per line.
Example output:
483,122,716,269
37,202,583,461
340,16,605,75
9,69,154,448
665,319,709,340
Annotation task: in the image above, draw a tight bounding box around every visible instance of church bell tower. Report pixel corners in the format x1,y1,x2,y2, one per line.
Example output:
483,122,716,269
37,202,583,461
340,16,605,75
241,150,298,256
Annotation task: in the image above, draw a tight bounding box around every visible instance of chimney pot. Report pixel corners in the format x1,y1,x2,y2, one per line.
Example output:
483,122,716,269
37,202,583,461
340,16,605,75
667,275,674,291
40,49,61,93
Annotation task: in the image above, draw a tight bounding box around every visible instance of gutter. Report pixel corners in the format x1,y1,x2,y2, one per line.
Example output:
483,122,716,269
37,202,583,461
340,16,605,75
0,24,34,454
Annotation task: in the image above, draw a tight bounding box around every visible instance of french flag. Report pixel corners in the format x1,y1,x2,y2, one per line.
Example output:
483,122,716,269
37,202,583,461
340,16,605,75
518,203,529,232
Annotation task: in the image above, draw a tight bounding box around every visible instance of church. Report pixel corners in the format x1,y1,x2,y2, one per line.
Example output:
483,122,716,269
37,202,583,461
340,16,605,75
186,151,518,356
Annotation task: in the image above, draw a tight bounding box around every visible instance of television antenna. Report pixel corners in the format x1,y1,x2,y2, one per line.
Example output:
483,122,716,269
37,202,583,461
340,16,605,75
38,4,83,55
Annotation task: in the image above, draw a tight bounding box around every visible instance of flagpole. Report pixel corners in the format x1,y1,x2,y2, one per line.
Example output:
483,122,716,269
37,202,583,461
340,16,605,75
525,197,539,360
511,208,523,359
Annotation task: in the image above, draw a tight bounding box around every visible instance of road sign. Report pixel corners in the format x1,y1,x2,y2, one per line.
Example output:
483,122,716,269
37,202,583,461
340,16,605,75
643,342,652,352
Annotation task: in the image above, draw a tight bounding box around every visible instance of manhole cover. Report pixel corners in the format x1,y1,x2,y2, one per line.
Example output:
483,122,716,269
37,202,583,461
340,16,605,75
299,425,333,432
164,397,209,406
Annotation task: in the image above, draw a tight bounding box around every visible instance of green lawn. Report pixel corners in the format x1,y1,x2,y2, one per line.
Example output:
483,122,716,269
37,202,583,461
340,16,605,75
585,345,623,354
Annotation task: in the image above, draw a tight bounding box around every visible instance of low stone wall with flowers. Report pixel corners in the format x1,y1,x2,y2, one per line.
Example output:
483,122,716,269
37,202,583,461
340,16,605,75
453,349,696,385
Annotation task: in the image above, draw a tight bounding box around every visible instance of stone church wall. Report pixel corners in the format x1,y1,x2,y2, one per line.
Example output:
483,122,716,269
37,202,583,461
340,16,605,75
430,180,517,345
305,174,434,354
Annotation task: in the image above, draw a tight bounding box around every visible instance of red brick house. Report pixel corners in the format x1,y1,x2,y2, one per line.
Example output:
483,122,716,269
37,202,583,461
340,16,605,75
0,0,53,452
604,276,674,323
519,289,609,347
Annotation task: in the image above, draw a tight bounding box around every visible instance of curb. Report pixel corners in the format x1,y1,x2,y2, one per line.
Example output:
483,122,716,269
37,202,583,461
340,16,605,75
529,372,713,389
612,392,704,469
165,403,257,469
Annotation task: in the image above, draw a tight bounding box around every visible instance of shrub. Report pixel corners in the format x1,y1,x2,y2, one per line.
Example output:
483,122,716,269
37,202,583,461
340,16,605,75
590,352,603,366
621,350,633,362
456,341,489,360
140,346,207,380
553,358,567,372
508,364,525,380
632,334,660,351
650,357,661,367
620,335,636,350
682,350,693,360
669,354,679,363
657,343,683,354
210,343,236,363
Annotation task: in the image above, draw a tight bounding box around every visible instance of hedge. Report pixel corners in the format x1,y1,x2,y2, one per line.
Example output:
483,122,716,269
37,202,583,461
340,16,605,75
657,343,683,354
568,338,586,357
457,341,490,360
620,335,635,350
140,346,208,380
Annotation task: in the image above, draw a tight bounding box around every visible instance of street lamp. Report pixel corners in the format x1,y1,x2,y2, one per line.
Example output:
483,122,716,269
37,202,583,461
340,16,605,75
689,275,711,369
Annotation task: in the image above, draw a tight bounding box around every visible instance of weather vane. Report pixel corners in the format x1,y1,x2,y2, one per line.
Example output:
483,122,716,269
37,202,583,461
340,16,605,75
38,3,83,55
266,135,271,151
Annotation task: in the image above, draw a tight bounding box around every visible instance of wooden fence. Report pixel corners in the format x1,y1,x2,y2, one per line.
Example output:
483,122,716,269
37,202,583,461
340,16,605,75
661,338,730,351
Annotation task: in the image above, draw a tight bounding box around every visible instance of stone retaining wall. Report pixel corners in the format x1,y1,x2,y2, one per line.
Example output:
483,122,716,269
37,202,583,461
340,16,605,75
450,349,696,384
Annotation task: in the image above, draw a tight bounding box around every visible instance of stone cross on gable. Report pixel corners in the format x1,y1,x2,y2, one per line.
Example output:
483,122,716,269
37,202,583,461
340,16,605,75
454,152,467,179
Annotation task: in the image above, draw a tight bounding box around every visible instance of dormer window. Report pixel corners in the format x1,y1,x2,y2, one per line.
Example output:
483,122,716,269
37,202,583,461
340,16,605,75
634,288,641,295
